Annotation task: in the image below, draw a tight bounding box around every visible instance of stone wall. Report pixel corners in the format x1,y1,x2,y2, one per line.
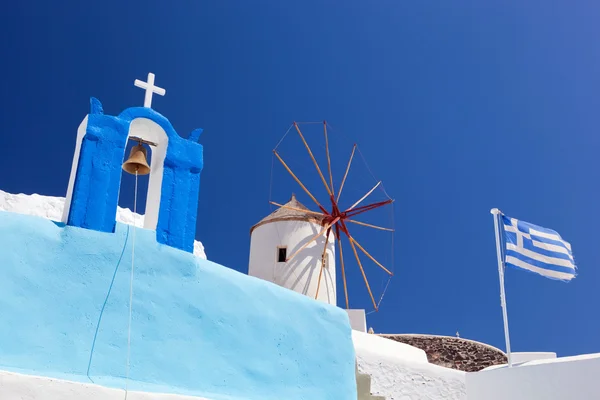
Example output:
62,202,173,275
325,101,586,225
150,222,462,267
378,334,507,372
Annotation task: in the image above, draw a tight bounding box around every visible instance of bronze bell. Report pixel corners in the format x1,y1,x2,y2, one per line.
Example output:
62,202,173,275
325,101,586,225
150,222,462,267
122,143,151,175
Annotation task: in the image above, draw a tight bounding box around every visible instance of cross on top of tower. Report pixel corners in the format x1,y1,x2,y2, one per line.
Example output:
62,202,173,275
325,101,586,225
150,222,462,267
134,72,166,108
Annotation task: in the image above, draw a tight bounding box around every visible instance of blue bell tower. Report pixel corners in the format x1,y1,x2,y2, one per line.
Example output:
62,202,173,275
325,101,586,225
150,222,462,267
61,73,204,253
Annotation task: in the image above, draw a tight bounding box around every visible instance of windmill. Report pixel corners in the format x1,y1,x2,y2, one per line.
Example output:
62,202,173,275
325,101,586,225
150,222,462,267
265,121,395,312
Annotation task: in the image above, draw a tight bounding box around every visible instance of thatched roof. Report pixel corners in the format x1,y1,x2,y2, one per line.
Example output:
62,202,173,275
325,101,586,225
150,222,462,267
250,194,325,234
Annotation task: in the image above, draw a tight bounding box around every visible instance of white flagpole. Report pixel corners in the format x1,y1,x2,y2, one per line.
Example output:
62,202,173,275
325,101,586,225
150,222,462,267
491,208,513,367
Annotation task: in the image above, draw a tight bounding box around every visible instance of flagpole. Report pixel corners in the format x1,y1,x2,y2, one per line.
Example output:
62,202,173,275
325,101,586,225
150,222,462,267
491,208,513,367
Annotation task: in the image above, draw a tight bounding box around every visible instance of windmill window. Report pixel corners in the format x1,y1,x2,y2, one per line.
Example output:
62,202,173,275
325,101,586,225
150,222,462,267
277,247,287,263
323,253,329,268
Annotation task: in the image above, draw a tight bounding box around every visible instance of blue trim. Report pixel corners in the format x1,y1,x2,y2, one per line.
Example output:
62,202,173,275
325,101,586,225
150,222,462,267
67,100,204,253
90,97,104,115
188,128,203,142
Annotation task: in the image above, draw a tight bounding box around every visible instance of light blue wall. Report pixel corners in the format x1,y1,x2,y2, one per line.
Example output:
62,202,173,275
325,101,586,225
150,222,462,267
68,98,203,253
0,211,357,400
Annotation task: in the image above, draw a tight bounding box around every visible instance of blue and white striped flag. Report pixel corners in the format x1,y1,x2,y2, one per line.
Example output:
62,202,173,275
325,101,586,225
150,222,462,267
501,215,577,282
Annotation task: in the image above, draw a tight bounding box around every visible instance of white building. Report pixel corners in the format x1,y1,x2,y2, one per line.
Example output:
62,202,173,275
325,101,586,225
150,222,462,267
248,194,337,305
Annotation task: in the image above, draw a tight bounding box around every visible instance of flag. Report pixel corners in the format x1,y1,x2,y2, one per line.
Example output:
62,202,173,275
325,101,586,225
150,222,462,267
501,215,576,282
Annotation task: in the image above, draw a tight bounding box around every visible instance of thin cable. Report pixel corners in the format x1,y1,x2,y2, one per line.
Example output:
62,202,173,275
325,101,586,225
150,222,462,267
273,124,294,151
269,152,275,210
356,146,393,201
377,276,393,310
324,121,359,147
124,170,138,399
87,224,130,383
377,199,396,309
391,200,395,272
326,122,393,201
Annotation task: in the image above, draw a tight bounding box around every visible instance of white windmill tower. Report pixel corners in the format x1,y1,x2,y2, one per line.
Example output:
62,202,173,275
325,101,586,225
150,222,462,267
248,194,337,304
248,121,395,332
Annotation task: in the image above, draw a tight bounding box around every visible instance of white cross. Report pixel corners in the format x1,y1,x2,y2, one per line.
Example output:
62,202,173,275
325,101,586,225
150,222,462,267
511,218,525,248
134,72,166,108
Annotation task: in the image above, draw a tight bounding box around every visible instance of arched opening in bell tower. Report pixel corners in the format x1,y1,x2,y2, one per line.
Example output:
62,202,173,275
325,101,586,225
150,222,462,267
119,118,169,231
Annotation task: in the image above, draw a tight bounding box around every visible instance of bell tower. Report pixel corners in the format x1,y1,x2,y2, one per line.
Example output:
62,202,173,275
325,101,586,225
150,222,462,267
61,73,205,253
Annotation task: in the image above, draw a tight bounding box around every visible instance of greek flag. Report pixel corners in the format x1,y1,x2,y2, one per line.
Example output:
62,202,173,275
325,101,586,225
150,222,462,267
502,215,576,282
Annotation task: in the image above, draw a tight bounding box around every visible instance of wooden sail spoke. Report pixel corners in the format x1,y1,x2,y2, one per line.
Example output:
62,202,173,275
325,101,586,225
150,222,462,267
273,150,328,214
294,122,333,197
348,235,393,276
348,237,378,311
347,181,381,211
337,144,356,203
285,217,340,264
336,225,350,309
346,219,395,232
314,228,331,300
269,201,326,217
324,121,335,194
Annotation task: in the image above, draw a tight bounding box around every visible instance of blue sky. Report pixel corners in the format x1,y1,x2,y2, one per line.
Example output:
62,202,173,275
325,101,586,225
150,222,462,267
1,1,598,357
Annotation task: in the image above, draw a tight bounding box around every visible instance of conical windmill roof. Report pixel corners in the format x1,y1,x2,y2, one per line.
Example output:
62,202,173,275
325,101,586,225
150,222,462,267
250,194,325,234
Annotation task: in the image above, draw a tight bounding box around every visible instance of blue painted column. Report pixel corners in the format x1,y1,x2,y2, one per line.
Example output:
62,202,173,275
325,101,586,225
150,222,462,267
68,113,128,232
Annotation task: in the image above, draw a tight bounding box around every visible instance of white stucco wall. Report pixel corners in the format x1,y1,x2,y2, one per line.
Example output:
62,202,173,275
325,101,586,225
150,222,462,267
0,190,206,259
467,353,600,400
509,351,556,365
0,370,211,400
62,115,88,224
248,220,336,305
346,309,367,332
352,331,467,400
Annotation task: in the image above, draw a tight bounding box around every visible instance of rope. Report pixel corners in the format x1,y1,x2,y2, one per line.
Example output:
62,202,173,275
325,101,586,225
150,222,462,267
269,152,275,211
376,276,393,310
124,170,138,399
356,146,393,201
325,121,393,201
86,224,130,383
273,123,294,151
